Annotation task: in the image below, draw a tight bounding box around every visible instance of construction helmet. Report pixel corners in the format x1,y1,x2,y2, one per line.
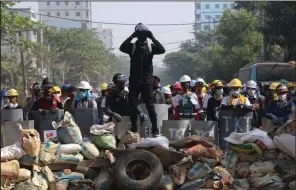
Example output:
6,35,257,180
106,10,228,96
270,82,280,90
211,80,220,86
213,80,224,87
229,78,243,88
276,84,289,93
202,87,207,93
190,80,196,87
180,75,191,83
173,83,182,90
100,83,108,91
287,82,295,89
77,81,91,90
161,86,172,95
196,78,205,86
49,86,61,94
246,80,257,89
7,89,19,97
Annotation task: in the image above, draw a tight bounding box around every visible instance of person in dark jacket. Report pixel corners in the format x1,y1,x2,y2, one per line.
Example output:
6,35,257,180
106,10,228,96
206,80,224,121
119,23,165,137
4,89,23,109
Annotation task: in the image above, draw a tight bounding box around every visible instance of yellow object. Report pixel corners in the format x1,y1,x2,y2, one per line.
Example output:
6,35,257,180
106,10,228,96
229,78,242,88
211,80,220,85
227,95,247,105
287,82,295,89
269,82,280,90
213,81,224,87
7,89,19,97
202,87,207,93
49,86,61,94
230,143,263,156
100,83,108,91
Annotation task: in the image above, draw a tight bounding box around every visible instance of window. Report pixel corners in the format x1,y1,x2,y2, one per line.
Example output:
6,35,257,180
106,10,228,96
196,14,201,21
65,12,69,16
215,4,219,8
76,1,80,5
215,15,220,20
56,1,60,6
197,23,201,30
196,3,201,9
65,1,68,5
86,10,89,18
76,12,80,16
205,15,210,19
57,12,60,16
205,4,210,9
47,12,51,16
47,1,50,6
204,25,211,30
223,4,228,8
230,4,234,9
86,1,89,7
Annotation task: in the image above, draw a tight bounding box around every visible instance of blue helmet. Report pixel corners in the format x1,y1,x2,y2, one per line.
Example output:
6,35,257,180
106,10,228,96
61,84,70,91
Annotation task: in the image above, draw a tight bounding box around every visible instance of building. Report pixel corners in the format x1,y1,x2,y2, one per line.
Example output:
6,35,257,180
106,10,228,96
38,1,92,29
95,24,113,49
194,1,234,33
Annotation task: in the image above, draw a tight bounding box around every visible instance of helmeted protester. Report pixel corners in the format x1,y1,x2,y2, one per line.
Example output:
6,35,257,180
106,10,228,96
3,89,22,109
203,79,220,110
96,82,109,121
24,82,42,118
245,80,265,128
161,86,173,105
1,89,9,110
287,82,296,104
221,78,252,110
32,78,63,111
172,83,182,97
49,86,62,103
72,81,97,109
265,84,293,126
61,84,70,105
172,75,200,120
195,78,208,109
206,80,224,121
119,23,165,137
63,85,76,114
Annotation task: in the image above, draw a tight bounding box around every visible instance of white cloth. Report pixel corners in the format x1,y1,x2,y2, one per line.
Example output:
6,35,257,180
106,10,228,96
202,94,212,109
8,103,18,109
101,97,106,108
221,96,251,106
172,93,200,109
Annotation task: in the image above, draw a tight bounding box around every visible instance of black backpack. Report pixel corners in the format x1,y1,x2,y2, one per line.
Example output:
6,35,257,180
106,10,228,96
179,94,195,115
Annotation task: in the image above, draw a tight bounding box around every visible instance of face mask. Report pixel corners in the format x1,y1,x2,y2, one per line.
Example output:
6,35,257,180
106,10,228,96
8,103,18,109
231,90,240,97
278,94,287,101
181,83,189,91
215,89,223,96
54,94,61,99
79,91,87,99
247,89,256,97
291,90,295,94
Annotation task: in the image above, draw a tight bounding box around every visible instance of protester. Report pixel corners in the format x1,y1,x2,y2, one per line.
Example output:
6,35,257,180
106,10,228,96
49,86,62,103
72,81,97,109
203,80,220,111
119,23,165,137
96,82,108,121
206,80,224,121
195,78,208,109
3,89,22,109
61,84,70,105
161,86,173,105
172,83,182,97
265,84,293,126
24,82,42,119
172,75,200,120
63,85,76,114
32,78,63,111
287,82,296,104
152,76,165,104
1,89,9,110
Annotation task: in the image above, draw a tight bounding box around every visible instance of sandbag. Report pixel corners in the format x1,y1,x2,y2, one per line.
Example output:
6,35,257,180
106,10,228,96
156,174,174,190
187,162,209,180
232,179,250,190
250,173,282,188
213,166,231,178
63,172,85,181
19,155,39,166
80,142,99,160
221,152,238,169
52,111,82,144
10,168,31,183
263,149,279,160
49,178,69,190
18,123,41,157
237,152,258,162
90,122,115,136
1,160,20,178
1,176,14,190
39,141,58,165
1,141,26,161
31,172,49,190
68,179,94,190
169,136,215,149
40,141,58,153
235,162,251,178
127,136,169,150
93,168,114,190
55,153,83,164
230,143,263,156
118,131,140,148
180,179,206,189
168,164,188,185
14,179,43,190
57,144,82,155
91,134,116,149
249,161,275,174
273,133,295,159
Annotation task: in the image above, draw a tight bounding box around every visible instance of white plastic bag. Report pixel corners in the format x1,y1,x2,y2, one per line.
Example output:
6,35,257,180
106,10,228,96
57,144,82,155
249,161,275,174
273,133,295,159
1,141,26,161
127,136,169,150
90,122,115,136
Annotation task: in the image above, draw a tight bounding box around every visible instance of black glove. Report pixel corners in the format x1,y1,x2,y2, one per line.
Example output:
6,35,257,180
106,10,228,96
131,31,137,38
147,31,154,39
113,113,122,122
139,113,148,121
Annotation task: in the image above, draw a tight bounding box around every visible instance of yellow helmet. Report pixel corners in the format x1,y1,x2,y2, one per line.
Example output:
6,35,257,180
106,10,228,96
287,82,295,89
211,80,220,85
100,83,108,91
7,89,19,97
213,80,224,87
229,78,242,88
269,82,280,90
202,87,207,93
49,86,61,94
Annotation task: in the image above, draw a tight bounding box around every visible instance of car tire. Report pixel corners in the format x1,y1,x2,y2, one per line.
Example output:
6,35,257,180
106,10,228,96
113,150,163,190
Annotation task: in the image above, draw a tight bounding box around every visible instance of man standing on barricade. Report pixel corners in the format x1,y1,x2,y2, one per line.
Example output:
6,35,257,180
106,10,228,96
119,23,165,137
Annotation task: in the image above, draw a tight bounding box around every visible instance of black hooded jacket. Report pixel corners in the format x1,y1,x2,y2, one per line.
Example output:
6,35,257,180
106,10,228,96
119,37,165,85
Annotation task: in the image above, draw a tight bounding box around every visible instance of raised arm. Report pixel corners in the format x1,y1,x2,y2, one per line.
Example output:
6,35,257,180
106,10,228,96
119,33,136,55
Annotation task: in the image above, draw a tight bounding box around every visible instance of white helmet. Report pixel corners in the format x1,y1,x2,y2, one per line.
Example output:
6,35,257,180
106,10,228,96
196,78,205,85
77,81,91,90
190,80,196,87
180,75,191,83
246,80,257,89
161,86,172,95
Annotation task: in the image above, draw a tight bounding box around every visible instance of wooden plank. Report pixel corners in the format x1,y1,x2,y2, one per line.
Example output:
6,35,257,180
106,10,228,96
44,159,110,171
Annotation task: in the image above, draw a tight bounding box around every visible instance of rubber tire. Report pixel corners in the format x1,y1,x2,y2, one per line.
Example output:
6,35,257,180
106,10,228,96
114,150,163,190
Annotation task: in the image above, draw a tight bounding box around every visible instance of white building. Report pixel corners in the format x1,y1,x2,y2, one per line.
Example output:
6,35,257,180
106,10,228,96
194,1,234,33
38,1,92,29
95,24,113,49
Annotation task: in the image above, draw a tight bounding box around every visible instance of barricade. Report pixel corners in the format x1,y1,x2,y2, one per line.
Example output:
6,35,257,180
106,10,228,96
190,120,218,145
114,116,132,139
1,120,34,147
73,108,98,137
218,109,253,150
30,110,64,142
1,109,24,121
138,104,170,137
161,120,190,141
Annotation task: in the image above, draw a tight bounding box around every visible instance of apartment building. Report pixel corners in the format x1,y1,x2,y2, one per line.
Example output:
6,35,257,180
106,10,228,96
95,24,113,49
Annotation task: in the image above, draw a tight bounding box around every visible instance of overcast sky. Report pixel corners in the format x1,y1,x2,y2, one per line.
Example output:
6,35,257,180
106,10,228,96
13,2,195,66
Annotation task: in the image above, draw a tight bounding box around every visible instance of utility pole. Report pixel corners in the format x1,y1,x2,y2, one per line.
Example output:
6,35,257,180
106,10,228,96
40,15,44,79
19,31,28,98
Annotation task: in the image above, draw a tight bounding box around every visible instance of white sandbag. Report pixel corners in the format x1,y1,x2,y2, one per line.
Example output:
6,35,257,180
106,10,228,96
90,122,115,136
250,173,282,188
127,136,169,150
1,141,26,161
80,142,99,160
10,168,32,183
57,144,82,155
249,161,275,174
273,133,296,159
